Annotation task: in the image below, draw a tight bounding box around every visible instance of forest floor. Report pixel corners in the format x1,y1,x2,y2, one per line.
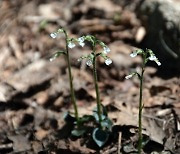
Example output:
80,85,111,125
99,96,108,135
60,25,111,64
0,0,179,153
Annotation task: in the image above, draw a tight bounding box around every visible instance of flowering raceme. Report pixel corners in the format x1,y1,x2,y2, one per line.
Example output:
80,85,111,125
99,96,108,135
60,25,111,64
125,48,161,153
77,35,112,66
129,49,161,66
50,32,58,39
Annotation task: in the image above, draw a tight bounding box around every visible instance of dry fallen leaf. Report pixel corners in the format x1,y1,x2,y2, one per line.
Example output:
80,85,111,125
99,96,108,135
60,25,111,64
8,134,31,153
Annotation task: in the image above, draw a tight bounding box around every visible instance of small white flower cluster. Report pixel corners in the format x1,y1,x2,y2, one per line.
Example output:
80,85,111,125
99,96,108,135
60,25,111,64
50,29,78,49
101,43,112,66
50,31,112,66
84,51,112,67
81,36,112,66
68,36,86,49
103,46,112,65
129,49,161,66
126,49,161,80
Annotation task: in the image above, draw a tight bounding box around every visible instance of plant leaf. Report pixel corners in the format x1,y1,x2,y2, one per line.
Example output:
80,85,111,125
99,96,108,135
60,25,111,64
54,50,66,57
80,115,94,123
101,118,113,130
92,128,109,147
71,129,86,137
93,105,108,122
93,112,106,122
63,112,76,123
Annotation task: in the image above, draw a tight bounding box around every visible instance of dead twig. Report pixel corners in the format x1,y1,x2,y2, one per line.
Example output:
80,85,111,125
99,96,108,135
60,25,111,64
118,132,122,154
0,143,13,150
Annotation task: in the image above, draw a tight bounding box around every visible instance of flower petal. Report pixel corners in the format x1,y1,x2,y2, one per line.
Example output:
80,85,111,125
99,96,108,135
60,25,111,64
105,59,112,65
68,42,76,48
50,32,57,39
149,55,157,61
86,60,92,66
130,52,137,58
79,42,85,47
103,47,110,54
125,74,133,79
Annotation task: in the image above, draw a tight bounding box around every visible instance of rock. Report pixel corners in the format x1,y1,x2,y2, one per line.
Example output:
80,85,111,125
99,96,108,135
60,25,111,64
138,0,180,69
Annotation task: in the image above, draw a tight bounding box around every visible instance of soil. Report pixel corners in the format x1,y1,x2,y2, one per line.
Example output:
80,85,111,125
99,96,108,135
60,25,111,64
0,0,179,153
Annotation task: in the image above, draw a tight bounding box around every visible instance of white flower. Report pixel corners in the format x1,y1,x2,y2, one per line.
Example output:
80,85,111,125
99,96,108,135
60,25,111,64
103,46,110,54
49,57,56,62
86,59,92,66
105,59,112,65
78,37,85,47
68,42,76,48
50,32,57,39
155,60,161,66
77,58,81,62
149,55,157,61
130,52,137,58
149,55,161,66
125,74,133,79
79,42,85,47
78,37,85,42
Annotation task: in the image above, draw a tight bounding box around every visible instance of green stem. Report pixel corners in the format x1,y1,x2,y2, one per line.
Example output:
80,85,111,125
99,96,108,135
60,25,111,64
138,57,145,154
64,30,79,126
92,45,102,125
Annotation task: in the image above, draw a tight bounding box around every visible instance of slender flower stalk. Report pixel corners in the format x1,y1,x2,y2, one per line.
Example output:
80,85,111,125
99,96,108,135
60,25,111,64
138,53,145,154
92,44,102,125
63,30,79,126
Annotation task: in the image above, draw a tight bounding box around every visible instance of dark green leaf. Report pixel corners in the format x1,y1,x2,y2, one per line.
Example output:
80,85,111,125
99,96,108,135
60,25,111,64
92,128,109,147
80,115,94,123
93,112,106,122
63,112,76,123
71,129,86,137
